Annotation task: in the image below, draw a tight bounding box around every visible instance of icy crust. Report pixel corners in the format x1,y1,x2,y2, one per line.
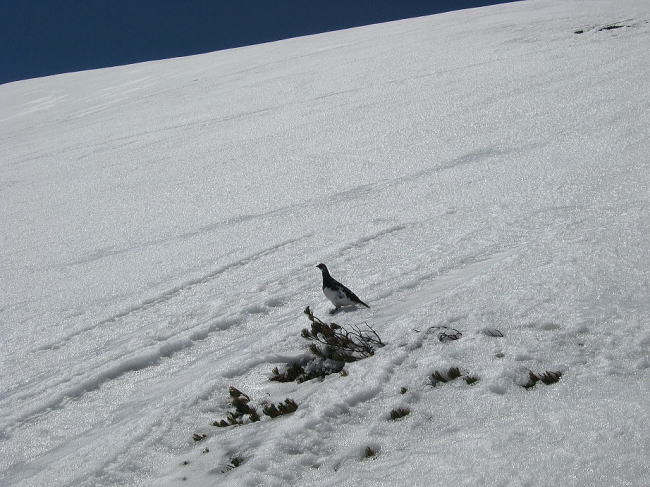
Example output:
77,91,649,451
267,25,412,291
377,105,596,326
1,0,650,485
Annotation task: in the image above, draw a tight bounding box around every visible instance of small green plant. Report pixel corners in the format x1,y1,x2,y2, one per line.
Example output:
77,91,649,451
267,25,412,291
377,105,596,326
270,307,384,383
389,408,410,420
192,433,207,442
213,387,261,427
430,367,462,385
431,367,479,387
221,456,245,473
522,371,562,389
270,360,343,383
212,388,299,429
364,446,376,458
400,387,408,394
270,363,310,383
262,398,298,418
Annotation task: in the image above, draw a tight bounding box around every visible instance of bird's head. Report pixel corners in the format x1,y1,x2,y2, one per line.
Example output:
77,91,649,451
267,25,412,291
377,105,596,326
316,263,327,272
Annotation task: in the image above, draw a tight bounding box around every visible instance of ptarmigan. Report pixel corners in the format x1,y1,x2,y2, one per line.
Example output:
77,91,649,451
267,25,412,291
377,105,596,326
316,263,369,313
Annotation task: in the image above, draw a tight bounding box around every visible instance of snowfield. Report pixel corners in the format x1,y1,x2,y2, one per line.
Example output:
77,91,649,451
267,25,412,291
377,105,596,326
1,0,649,485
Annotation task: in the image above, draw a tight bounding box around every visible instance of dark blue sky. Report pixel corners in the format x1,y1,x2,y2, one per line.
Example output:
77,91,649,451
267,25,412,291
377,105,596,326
0,1,516,85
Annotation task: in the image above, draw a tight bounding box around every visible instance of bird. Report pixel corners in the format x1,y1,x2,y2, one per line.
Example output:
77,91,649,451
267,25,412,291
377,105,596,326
316,263,369,313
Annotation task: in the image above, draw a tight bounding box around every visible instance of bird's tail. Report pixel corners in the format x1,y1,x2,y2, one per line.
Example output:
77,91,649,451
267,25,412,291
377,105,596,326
357,300,370,308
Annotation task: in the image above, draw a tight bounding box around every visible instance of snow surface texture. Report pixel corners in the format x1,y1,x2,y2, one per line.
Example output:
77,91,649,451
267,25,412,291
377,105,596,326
1,0,649,485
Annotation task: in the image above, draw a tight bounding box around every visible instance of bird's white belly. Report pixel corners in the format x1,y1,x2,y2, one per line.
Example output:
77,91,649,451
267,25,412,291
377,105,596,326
324,286,354,307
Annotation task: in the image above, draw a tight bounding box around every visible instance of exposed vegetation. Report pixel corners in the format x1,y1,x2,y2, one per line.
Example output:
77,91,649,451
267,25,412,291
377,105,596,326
522,370,562,389
212,387,261,427
212,387,298,428
430,367,479,386
430,367,462,385
302,306,384,361
221,456,245,473
389,408,411,420
270,307,384,383
364,446,376,459
190,305,563,483
262,399,299,418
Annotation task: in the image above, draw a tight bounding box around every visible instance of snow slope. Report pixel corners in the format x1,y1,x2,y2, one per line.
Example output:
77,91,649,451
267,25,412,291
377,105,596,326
1,0,649,485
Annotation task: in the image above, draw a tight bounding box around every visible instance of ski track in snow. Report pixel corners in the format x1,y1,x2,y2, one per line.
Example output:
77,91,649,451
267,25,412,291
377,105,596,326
1,238,308,430
38,236,306,351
